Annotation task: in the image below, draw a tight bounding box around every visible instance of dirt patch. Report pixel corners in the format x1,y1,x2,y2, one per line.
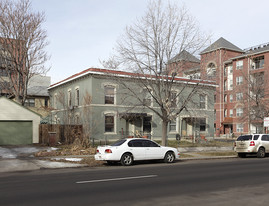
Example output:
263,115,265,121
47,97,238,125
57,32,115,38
35,138,96,157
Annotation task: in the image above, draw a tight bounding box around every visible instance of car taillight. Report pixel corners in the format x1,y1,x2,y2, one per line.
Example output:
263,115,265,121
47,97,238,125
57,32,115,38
96,149,99,153
250,141,255,146
234,142,236,147
105,149,112,153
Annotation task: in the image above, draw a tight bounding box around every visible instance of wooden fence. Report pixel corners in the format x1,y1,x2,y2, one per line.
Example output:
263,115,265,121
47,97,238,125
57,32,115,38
39,124,83,145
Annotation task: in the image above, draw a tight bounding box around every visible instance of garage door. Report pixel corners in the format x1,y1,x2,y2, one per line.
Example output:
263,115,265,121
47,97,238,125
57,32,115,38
0,121,32,145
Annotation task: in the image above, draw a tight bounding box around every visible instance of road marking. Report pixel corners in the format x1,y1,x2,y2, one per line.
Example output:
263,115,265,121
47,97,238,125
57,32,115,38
76,175,158,184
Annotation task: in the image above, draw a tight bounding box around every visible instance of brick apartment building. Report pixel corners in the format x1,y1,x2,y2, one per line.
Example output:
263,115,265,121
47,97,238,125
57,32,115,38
171,37,269,137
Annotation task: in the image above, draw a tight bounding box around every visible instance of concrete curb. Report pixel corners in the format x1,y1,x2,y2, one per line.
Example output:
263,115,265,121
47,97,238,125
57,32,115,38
178,146,234,153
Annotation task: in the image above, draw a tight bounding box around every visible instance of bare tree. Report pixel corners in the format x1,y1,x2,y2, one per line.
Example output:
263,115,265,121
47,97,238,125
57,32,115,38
103,0,210,145
0,0,49,105
238,59,269,133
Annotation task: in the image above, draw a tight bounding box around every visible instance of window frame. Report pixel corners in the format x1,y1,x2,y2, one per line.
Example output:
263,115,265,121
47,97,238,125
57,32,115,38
236,60,243,70
104,85,116,105
104,114,116,133
199,94,206,109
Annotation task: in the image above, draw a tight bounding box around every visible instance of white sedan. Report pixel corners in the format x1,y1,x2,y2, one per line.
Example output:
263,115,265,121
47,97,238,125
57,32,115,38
94,138,180,166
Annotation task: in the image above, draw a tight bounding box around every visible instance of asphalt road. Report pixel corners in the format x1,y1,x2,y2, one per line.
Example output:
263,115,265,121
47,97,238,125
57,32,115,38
1,158,269,206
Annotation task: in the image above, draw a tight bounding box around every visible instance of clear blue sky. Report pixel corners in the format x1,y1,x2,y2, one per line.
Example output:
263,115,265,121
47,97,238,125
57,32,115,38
32,0,269,84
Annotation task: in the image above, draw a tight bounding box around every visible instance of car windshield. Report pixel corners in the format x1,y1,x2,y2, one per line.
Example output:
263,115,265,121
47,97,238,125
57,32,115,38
237,135,252,141
110,139,126,146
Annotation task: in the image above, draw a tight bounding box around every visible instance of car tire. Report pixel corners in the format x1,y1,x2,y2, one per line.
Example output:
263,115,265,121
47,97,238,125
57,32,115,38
257,147,266,158
120,153,133,166
164,151,175,163
238,153,246,158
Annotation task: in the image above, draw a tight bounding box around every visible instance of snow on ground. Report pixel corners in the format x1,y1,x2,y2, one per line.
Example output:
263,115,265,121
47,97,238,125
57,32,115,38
0,147,17,158
34,160,86,168
0,146,58,159
51,157,83,162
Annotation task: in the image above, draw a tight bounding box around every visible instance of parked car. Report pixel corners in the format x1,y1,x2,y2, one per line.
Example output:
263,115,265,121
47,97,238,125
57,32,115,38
234,134,269,158
94,138,180,166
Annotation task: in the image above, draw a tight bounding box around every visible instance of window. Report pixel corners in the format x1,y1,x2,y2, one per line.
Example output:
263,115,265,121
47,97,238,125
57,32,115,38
200,118,206,132
236,124,244,133
236,76,243,85
229,109,233,117
262,135,269,141
229,67,233,74
169,120,177,132
230,94,233,102
236,93,243,101
25,98,35,107
68,89,72,107
253,56,264,69
143,116,152,133
45,98,49,107
207,63,216,78
105,85,115,104
199,94,206,109
75,88,79,106
54,93,57,109
105,114,115,133
143,88,152,106
236,60,243,70
236,108,243,117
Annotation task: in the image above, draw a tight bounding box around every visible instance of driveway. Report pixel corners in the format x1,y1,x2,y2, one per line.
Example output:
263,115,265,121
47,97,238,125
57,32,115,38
0,146,87,173
0,145,50,159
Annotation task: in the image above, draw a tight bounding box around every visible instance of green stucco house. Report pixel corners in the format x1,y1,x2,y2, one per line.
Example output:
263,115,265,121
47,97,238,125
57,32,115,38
48,68,216,141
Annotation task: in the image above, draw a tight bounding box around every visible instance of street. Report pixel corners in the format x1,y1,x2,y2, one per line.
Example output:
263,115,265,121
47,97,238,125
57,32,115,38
1,158,269,206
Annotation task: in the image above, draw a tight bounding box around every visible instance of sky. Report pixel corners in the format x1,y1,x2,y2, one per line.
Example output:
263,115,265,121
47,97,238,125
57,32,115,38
31,0,269,84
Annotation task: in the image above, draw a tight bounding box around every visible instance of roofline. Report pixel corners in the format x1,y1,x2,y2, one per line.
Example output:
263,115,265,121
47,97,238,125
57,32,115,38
200,47,244,55
0,96,42,117
48,68,216,90
230,48,269,60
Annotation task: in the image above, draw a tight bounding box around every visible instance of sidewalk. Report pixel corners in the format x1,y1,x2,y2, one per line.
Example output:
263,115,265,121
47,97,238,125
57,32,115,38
0,146,237,173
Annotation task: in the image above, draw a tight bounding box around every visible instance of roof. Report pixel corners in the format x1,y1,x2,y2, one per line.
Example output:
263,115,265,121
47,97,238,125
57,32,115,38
27,74,50,97
200,37,244,54
49,68,216,89
0,96,41,117
230,42,269,60
27,86,49,97
169,50,200,63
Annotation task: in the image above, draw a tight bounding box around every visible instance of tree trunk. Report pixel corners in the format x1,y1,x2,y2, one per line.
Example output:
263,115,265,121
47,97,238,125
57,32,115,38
162,120,168,146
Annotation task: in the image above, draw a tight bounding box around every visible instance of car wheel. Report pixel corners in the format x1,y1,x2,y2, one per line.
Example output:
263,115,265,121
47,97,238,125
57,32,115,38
238,153,246,158
120,153,133,166
164,152,175,163
257,147,266,158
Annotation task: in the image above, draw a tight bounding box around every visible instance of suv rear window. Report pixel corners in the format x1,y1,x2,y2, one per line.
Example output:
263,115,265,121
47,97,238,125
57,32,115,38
237,135,252,141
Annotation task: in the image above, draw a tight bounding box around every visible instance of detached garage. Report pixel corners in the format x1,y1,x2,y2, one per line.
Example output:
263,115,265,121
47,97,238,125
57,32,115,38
0,97,41,145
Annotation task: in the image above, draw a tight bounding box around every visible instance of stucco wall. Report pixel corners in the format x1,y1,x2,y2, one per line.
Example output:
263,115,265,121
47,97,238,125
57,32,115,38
0,97,41,143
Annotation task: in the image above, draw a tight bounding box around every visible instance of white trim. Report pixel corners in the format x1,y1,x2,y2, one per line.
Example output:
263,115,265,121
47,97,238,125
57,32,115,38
103,111,117,135
48,69,217,90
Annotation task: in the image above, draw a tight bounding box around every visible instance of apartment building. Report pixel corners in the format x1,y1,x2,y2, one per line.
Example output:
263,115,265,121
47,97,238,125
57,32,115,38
48,68,215,141
172,37,269,136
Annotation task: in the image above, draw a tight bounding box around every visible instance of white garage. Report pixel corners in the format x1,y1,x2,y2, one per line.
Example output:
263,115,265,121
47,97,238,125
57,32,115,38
0,97,41,145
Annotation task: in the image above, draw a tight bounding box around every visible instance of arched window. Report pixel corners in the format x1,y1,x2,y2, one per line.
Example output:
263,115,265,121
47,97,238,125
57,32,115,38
207,63,216,78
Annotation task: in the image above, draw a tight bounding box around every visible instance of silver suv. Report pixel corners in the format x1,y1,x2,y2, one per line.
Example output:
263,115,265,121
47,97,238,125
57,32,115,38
234,134,269,158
